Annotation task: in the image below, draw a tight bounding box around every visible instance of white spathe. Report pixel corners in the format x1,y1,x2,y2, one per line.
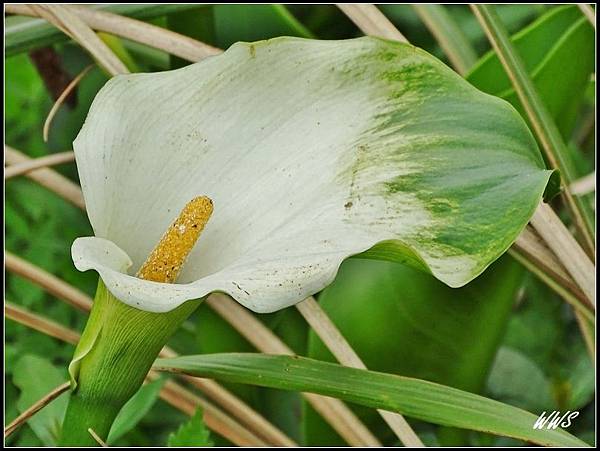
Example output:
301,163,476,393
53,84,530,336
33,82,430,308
72,37,552,313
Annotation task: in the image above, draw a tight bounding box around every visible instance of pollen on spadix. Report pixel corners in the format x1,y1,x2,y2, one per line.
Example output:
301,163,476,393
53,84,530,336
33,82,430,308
136,196,213,283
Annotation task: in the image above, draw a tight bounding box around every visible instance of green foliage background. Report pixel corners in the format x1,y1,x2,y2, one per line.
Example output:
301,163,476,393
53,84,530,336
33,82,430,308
4,4,595,446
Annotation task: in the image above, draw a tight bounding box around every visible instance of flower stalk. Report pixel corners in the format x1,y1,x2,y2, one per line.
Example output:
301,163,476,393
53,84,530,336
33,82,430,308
60,197,213,445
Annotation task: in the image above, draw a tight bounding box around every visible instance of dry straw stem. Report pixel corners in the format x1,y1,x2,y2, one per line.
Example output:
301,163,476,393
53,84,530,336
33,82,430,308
5,301,81,345
5,4,221,63
206,293,382,446
296,297,425,447
578,4,596,28
4,381,71,439
5,252,92,312
570,172,596,196
43,65,94,143
4,146,85,210
337,4,408,42
4,256,294,446
31,5,129,76
511,228,593,318
4,302,267,447
87,428,108,447
4,151,76,179
530,203,595,307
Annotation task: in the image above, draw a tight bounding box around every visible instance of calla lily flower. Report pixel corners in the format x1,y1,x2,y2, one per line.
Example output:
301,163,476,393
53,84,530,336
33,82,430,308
71,37,552,314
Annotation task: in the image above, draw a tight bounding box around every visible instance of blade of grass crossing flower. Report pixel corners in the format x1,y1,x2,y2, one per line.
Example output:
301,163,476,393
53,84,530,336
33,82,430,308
154,353,589,447
470,4,595,257
413,5,478,75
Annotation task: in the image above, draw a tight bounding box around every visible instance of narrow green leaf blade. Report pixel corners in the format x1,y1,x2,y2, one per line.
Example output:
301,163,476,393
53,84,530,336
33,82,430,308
107,377,165,444
154,353,588,447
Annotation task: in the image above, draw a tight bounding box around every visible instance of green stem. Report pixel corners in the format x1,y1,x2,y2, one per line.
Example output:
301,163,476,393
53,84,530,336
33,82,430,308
60,280,200,446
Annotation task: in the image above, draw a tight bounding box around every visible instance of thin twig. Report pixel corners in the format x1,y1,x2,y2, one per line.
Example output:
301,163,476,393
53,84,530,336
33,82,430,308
43,65,94,142
337,4,408,42
5,152,76,179
296,297,425,447
4,381,71,438
6,4,221,63
570,172,596,196
4,146,85,210
511,227,593,315
33,5,129,76
5,302,81,344
206,293,381,446
88,428,108,447
530,203,595,307
578,4,596,28
5,252,93,311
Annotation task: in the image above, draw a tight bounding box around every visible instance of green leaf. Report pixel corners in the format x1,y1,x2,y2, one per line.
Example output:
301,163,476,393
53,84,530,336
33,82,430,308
564,348,595,411
107,377,166,444
467,6,594,139
213,4,314,49
305,255,524,445
13,355,69,446
154,353,587,447
168,6,216,69
486,347,556,412
167,408,213,447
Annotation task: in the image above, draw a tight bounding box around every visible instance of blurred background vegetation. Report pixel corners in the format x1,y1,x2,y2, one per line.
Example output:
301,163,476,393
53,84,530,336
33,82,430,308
5,4,595,446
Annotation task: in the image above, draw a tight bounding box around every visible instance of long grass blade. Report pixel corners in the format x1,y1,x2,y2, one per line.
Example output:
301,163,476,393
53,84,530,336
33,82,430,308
155,353,588,447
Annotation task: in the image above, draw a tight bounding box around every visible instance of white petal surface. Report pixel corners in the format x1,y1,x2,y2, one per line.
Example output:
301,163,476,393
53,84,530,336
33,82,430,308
72,37,551,313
